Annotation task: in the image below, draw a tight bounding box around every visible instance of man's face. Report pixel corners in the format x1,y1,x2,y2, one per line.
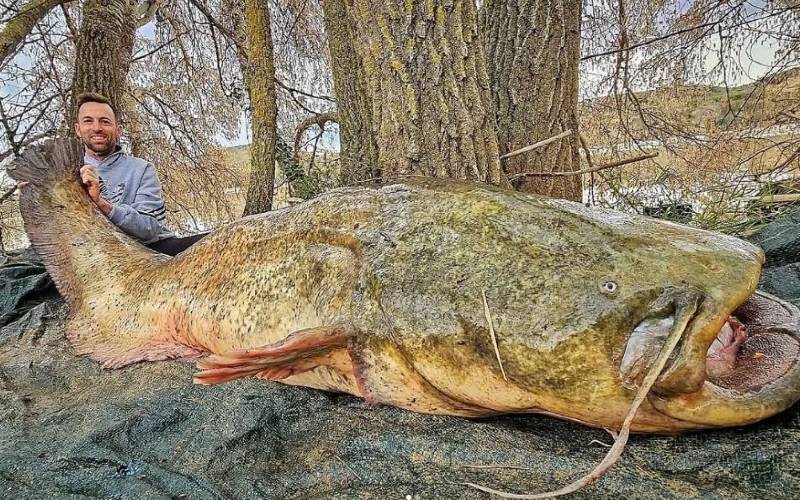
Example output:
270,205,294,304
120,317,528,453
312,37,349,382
74,101,122,157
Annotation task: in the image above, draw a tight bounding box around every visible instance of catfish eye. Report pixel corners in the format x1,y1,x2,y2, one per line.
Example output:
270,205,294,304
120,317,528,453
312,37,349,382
600,279,618,295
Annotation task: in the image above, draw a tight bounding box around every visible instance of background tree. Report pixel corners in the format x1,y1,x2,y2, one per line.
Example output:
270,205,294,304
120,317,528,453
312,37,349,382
480,0,583,201
0,0,68,63
338,0,505,185
322,0,377,185
240,0,278,215
66,0,137,127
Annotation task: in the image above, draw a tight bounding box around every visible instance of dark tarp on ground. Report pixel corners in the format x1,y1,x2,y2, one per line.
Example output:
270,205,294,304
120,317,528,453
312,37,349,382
747,210,800,307
1,212,799,498
747,209,800,270
0,248,56,331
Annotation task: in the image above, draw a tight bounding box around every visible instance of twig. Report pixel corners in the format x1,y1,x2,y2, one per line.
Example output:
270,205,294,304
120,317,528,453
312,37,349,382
308,127,323,177
579,134,596,205
481,288,507,381
334,454,363,481
276,79,335,102
500,131,572,160
589,440,612,448
509,152,658,180
132,33,186,63
779,111,799,121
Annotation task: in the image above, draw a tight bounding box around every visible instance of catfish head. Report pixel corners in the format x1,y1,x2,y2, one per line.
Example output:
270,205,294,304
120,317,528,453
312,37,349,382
371,187,800,433
520,214,800,432
604,219,800,430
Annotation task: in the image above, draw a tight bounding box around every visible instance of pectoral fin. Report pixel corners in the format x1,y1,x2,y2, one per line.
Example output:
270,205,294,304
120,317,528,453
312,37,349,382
193,326,351,385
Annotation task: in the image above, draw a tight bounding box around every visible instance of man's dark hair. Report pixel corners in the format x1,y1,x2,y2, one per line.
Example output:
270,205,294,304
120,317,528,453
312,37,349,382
75,92,117,120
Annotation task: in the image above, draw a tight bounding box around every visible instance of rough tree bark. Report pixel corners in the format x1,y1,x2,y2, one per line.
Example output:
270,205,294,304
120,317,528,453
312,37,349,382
0,0,69,64
322,0,379,185
480,0,582,201
341,0,505,185
66,0,137,127
240,0,278,216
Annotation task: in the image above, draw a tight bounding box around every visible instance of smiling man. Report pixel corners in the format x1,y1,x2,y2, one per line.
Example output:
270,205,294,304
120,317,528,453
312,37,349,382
74,92,204,255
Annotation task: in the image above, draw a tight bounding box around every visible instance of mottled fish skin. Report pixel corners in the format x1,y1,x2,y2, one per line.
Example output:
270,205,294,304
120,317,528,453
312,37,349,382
13,139,800,433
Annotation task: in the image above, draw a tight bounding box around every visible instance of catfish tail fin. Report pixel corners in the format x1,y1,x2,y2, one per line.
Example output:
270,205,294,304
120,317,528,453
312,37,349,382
8,138,83,188
8,138,164,310
8,139,85,307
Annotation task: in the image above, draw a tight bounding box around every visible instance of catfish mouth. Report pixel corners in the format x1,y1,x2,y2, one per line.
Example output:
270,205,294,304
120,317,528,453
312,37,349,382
621,290,800,428
703,292,800,392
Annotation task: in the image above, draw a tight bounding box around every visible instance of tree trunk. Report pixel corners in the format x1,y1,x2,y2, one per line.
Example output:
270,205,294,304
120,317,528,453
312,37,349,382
66,0,137,127
0,0,68,63
341,0,505,185
322,0,379,185
480,0,582,201
241,0,278,216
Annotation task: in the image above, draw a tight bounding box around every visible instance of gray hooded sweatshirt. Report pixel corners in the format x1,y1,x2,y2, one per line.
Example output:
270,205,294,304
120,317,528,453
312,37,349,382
85,147,173,243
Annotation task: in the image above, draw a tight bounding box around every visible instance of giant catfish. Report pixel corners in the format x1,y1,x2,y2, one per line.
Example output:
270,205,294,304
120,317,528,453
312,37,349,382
8,139,800,438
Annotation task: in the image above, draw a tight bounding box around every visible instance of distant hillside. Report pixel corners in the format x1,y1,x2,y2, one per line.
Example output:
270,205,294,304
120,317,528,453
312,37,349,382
580,67,800,143
223,145,289,184
223,145,253,174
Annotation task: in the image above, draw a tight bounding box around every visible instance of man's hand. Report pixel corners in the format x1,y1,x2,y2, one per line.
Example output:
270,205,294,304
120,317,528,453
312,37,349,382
79,165,113,215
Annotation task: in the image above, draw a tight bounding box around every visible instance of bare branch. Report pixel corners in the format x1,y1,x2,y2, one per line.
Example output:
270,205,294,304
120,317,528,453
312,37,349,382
509,152,659,180
579,133,597,205
59,3,77,39
292,111,337,161
580,5,798,62
132,32,187,62
0,129,55,162
187,0,246,60
779,111,800,122
276,78,335,102
0,0,68,64
0,185,18,205
499,130,573,161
